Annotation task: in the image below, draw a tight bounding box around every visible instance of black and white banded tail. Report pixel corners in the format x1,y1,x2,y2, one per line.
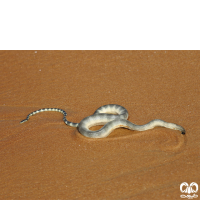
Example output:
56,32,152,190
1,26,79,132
20,108,78,127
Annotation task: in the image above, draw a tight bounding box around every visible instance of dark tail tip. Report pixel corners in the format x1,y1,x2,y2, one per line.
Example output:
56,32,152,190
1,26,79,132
181,131,185,135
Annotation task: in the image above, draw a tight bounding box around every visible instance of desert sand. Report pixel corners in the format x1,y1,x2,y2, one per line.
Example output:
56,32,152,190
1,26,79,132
0,51,199,199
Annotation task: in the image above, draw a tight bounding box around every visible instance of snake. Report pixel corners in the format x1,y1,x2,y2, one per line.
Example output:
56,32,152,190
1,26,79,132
20,104,185,138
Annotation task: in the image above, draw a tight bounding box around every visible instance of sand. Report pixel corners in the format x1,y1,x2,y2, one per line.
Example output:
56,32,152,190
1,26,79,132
0,50,199,199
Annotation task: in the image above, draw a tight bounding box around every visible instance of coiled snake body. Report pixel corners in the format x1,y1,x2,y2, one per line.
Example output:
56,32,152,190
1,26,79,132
20,104,185,138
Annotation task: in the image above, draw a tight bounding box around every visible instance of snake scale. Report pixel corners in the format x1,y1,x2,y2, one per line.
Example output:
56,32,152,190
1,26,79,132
20,104,185,138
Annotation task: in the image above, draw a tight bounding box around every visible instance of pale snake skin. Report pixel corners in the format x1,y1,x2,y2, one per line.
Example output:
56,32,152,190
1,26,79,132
20,104,185,138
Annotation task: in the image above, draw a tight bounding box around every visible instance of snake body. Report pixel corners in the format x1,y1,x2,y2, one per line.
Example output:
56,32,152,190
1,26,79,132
20,104,185,138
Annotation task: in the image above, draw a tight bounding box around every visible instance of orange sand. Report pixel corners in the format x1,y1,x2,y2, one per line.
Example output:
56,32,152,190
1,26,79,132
0,51,199,199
